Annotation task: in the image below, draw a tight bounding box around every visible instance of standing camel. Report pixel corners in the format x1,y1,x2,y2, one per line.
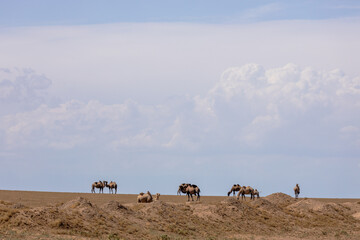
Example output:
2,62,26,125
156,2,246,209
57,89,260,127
227,184,241,196
91,180,105,193
253,189,260,199
105,181,118,194
237,186,254,200
294,184,300,199
186,184,201,201
177,183,190,195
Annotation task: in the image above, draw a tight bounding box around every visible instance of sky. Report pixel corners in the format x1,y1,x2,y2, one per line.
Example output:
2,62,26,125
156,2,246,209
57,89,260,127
0,1,360,198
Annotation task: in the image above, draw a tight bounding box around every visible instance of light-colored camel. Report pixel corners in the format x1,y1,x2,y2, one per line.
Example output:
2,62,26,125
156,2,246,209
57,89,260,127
105,181,117,194
186,184,201,201
91,180,105,193
228,184,241,196
137,191,153,203
155,193,160,201
237,186,254,200
294,184,300,199
253,189,260,199
177,183,190,195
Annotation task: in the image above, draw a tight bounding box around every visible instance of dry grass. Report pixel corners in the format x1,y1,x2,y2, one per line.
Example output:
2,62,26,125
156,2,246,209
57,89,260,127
0,190,360,239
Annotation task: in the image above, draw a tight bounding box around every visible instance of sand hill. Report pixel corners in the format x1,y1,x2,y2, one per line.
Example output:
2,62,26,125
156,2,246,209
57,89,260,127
0,191,360,239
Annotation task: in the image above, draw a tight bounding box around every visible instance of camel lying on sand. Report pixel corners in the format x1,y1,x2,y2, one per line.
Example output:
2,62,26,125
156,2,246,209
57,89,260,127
137,191,153,203
228,184,242,196
91,181,105,193
294,184,300,199
105,181,117,194
186,184,201,202
237,186,254,200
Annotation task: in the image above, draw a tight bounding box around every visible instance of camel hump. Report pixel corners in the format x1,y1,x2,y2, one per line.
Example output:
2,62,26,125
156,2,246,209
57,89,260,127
191,184,198,188
233,184,237,186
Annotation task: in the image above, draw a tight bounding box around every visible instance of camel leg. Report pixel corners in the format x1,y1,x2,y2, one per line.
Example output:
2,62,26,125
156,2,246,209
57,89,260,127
197,192,200,201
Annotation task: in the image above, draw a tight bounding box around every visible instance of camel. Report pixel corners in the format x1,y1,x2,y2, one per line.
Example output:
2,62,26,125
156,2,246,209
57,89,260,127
294,184,300,199
155,193,160,201
91,180,105,193
105,181,117,194
237,186,254,200
137,191,153,203
253,189,260,199
186,184,201,201
177,183,190,195
228,184,242,196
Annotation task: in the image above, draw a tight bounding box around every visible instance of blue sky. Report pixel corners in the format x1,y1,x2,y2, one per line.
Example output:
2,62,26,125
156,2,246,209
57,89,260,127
1,0,360,26
0,1,360,198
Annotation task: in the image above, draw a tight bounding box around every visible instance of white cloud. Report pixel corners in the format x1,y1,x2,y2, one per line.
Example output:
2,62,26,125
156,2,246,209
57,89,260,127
0,64,359,155
0,19,359,106
0,68,52,115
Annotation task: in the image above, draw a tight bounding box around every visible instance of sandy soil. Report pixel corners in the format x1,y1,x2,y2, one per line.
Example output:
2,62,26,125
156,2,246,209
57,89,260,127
0,190,360,240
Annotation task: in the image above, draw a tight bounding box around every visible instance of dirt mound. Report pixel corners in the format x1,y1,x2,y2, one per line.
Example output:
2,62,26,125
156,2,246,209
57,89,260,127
249,198,283,213
221,196,240,203
265,192,296,206
102,200,128,211
60,197,92,209
287,199,351,217
139,200,178,217
60,197,104,220
1,193,360,240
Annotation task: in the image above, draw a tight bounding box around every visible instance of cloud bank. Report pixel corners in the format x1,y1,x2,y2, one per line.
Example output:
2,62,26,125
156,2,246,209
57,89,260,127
1,64,359,157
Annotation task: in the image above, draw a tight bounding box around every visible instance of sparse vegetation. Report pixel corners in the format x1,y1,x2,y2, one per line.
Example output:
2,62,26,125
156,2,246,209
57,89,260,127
0,190,360,239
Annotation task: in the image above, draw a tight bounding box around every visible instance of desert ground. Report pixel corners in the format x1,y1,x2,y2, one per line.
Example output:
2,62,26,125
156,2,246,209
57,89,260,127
0,190,360,240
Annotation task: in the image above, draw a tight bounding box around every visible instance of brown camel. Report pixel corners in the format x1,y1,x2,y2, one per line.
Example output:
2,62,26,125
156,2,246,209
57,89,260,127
155,193,160,201
91,180,105,193
294,184,300,199
186,184,201,201
105,181,117,194
137,191,153,203
253,189,260,199
228,184,241,196
237,186,254,200
177,183,190,195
